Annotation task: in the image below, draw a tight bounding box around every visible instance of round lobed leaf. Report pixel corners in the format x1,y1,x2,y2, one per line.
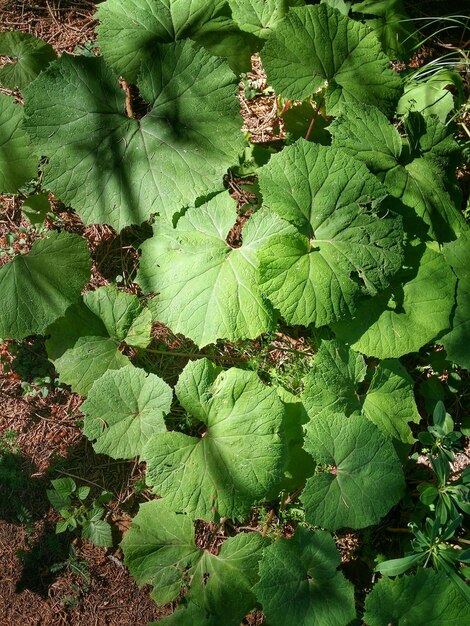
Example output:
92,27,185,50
261,4,402,115
257,141,404,327
301,413,405,530
0,231,90,340
24,43,243,230
143,359,287,520
82,364,173,459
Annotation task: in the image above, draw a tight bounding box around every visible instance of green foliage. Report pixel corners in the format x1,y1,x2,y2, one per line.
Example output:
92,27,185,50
301,413,405,529
47,477,113,548
46,285,151,395
364,568,470,625
122,499,267,622
143,359,287,520
0,231,91,340
253,526,356,626
138,192,295,346
0,31,56,90
0,94,38,193
0,1,469,622
257,141,404,327
261,4,403,115
81,364,173,459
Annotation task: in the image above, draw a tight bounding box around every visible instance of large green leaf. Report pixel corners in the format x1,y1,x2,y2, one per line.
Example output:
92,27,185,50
333,242,457,358
261,4,402,115
46,285,151,395
440,230,470,370
97,0,257,79
257,141,404,327
302,339,421,442
253,526,356,626
0,32,56,90
121,499,200,605
301,413,405,529
352,0,418,61
81,364,173,459
0,231,90,340
24,44,243,230
229,0,304,39
122,499,267,622
0,94,38,193
364,568,470,626
143,359,287,520
138,192,295,347
330,104,465,240
164,532,268,625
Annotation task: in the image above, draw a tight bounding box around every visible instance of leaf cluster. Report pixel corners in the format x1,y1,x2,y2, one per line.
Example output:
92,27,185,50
0,1,469,624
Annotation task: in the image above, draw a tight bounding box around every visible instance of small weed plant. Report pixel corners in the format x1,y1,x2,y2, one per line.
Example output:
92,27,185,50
0,0,469,623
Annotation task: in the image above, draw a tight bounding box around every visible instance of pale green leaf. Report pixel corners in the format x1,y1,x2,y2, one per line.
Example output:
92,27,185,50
0,94,38,193
301,413,405,529
53,336,129,396
364,568,470,626
0,32,56,90
362,359,421,442
253,526,356,626
81,364,173,459
138,193,295,347
0,231,90,340
143,359,287,520
397,69,465,123
257,141,404,327
24,44,243,230
84,285,151,348
440,229,470,370
261,4,402,115
82,519,113,547
329,104,465,240
333,242,457,358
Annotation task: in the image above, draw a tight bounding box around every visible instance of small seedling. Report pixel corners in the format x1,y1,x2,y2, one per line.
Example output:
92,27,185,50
47,477,113,548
